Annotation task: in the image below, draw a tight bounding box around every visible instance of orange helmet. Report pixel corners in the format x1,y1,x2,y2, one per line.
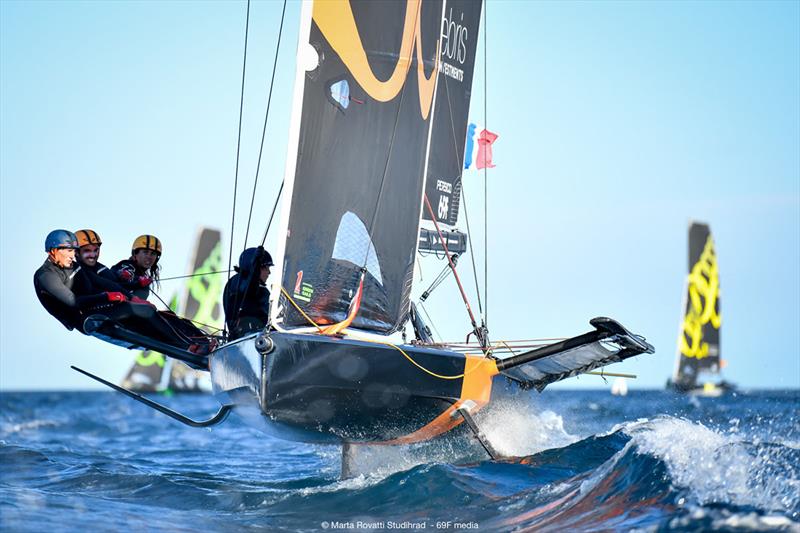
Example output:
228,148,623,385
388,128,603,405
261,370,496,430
132,235,162,255
75,229,102,247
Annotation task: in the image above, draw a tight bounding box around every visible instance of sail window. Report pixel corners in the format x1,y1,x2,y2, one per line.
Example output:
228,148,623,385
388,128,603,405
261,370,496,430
331,211,383,286
329,79,350,110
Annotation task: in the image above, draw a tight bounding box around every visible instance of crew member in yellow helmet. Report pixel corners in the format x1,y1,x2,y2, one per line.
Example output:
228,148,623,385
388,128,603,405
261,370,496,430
112,235,162,300
109,234,215,355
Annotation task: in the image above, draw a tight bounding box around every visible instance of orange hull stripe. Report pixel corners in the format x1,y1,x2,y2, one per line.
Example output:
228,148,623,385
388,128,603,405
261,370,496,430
381,356,498,445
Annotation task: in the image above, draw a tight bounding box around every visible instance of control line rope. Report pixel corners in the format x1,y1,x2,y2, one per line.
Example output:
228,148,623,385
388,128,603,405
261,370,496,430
278,287,489,381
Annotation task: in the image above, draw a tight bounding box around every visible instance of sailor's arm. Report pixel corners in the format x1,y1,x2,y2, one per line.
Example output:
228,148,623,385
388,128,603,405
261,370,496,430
35,269,78,307
89,269,128,293
111,262,139,291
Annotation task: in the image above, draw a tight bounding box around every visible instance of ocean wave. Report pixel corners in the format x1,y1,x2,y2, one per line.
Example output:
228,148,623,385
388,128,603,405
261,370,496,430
626,416,800,516
0,419,59,436
3,391,799,532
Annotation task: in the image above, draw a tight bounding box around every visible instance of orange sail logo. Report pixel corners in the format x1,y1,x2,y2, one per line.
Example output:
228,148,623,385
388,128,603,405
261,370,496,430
312,0,440,119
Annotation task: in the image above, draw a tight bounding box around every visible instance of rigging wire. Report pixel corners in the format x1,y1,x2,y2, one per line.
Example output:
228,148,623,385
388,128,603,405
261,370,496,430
243,0,288,250
459,185,484,315
227,0,252,290
160,270,232,282
424,194,488,350
440,65,484,318
145,290,204,343
418,302,444,343
419,254,458,302
483,0,489,329
260,180,283,247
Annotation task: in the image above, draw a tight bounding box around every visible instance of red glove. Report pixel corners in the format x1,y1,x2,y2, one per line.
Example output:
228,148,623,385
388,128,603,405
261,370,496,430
137,276,152,288
131,295,156,308
106,292,127,303
118,269,133,282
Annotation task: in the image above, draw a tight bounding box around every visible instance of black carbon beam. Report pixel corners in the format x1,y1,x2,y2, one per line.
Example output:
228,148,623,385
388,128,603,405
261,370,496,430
84,317,209,369
494,317,654,372
71,366,231,428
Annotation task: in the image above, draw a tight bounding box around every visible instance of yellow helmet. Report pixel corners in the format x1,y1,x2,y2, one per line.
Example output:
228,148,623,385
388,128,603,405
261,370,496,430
132,235,162,255
75,229,102,247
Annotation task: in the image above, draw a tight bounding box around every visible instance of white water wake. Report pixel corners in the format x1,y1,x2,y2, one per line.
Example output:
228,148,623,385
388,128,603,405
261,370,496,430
624,416,800,515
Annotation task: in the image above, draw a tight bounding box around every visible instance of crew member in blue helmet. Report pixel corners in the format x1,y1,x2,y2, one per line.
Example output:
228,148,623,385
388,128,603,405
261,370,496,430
223,246,273,340
34,230,128,332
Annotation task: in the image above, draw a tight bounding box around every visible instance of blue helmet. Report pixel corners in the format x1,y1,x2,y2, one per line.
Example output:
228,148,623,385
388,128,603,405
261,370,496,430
45,229,79,251
237,247,274,273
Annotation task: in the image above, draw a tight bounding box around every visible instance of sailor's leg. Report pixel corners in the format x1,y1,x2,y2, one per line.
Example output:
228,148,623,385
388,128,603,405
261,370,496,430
159,311,213,344
102,303,193,350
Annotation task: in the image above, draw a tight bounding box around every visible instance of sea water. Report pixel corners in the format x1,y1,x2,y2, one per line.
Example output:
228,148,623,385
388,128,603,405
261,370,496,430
1,389,798,532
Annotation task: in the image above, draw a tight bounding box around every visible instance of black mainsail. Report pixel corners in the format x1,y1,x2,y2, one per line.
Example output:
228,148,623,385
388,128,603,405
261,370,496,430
273,0,451,334
670,221,729,393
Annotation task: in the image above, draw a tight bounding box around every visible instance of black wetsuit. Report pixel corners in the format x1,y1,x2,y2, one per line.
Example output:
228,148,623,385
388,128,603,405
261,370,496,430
111,259,152,300
35,259,212,357
73,261,127,299
33,259,108,332
223,272,270,340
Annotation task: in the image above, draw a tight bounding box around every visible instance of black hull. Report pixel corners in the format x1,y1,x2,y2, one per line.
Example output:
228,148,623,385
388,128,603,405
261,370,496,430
666,378,736,396
208,319,654,444
210,331,481,444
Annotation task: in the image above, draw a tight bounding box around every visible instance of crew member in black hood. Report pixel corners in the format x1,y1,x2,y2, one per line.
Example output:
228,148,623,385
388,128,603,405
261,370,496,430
223,246,273,340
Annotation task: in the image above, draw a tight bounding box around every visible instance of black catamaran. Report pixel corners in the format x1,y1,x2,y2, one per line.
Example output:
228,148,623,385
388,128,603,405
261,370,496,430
668,221,734,396
121,228,224,394
75,0,654,462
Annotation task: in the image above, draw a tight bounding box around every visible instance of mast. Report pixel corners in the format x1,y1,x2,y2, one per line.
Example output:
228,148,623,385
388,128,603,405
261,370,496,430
270,0,314,326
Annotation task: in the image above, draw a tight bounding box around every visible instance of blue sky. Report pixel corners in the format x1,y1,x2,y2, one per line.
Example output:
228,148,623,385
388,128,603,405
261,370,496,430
1,0,798,390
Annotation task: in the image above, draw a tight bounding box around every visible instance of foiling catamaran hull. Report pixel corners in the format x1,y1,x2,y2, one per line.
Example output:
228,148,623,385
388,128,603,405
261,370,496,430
666,379,736,397
71,0,657,461
209,317,653,445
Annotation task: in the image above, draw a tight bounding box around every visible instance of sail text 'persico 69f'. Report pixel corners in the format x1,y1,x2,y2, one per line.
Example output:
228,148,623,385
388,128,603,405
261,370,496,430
675,222,722,385
422,1,483,228
277,0,483,333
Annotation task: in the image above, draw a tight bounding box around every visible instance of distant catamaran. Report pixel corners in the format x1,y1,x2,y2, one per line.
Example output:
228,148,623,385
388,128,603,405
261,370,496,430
668,222,734,396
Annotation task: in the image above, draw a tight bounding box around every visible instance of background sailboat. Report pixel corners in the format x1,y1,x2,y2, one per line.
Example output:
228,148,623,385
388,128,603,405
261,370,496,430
667,221,734,396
